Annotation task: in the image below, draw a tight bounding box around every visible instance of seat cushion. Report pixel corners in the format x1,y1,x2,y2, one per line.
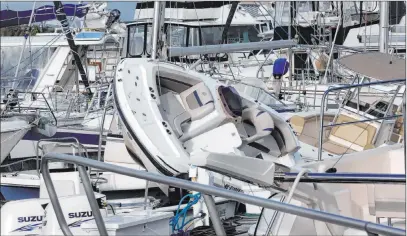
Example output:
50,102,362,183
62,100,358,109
159,92,190,137
330,114,377,148
322,140,355,155
180,82,215,121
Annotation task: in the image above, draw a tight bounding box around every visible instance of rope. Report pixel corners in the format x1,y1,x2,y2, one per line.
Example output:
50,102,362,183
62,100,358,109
0,157,37,167
170,192,202,233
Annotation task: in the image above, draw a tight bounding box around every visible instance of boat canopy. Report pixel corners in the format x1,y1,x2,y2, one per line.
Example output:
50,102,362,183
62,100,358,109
337,52,406,81
0,4,88,28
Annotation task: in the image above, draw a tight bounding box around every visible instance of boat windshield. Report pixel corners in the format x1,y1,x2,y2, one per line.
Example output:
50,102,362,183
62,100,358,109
200,25,262,45
1,46,57,94
226,81,288,109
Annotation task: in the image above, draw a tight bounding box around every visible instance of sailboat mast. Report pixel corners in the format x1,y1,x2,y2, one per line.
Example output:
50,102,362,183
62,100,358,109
151,1,165,60
379,1,389,53
221,2,240,44
53,1,91,94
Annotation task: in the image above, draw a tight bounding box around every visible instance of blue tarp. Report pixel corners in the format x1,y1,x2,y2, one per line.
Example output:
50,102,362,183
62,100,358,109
273,58,289,76
0,4,88,28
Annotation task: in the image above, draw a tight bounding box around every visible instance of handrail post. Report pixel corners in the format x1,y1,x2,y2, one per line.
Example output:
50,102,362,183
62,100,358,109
41,158,74,236
317,78,405,161
318,90,328,161
36,137,81,176
40,153,405,236
78,165,108,235
203,194,226,236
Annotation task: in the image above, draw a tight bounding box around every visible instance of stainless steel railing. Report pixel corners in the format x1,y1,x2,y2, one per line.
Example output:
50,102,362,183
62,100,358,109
41,153,404,236
317,78,406,161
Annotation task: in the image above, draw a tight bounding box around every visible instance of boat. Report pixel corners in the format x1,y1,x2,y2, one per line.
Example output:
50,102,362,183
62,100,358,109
1,116,35,164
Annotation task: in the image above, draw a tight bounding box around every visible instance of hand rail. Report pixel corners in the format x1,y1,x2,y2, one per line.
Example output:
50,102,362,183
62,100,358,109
41,153,405,236
36,137,81,176
317,78,406,161
1,91,58,129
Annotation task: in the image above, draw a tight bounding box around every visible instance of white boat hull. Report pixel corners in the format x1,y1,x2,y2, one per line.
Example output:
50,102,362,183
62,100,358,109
0,119,31,164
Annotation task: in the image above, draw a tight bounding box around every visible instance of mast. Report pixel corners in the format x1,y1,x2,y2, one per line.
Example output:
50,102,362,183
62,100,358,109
151,1,165,60
13,2,36,89
53,1,91,94
221,2,240,44
379,1,389,53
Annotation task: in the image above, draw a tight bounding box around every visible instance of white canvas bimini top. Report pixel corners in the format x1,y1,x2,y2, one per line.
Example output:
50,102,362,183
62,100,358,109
337,52,406,81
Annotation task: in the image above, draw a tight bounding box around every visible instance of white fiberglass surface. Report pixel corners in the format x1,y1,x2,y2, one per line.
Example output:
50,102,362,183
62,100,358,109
119,60,192,161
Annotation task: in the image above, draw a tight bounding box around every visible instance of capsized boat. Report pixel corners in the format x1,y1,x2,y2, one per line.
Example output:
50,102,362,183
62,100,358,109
113,58,301,194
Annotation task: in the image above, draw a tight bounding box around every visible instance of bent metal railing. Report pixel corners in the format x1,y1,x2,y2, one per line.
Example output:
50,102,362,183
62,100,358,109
318,78,406,161
40,153,404,236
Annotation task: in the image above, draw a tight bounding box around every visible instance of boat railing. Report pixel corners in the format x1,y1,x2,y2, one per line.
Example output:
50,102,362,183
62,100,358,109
1,91,57,127
263,78,346,110
221,78,295,111
35,137,90,177
317,78,406,161
40,152,405,236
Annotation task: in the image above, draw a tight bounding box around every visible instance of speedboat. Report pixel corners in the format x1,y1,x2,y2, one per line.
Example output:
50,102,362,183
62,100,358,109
113,58,301,195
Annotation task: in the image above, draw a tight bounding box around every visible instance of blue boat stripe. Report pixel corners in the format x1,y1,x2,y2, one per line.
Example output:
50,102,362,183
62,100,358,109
263,128,273,132
193,91,203,106
256,111,265,117
284,173,406,178
12,223,42,232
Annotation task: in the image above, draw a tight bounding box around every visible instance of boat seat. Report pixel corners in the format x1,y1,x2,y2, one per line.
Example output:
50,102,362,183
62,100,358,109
241,107,274,144
321,140,356,155
159,92,191,137
327,114,377,153
179,82,215,121
289,115,332,146
367,184,406,218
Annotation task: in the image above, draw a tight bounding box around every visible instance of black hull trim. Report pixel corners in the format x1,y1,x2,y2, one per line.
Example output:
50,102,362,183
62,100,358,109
113,82,178,177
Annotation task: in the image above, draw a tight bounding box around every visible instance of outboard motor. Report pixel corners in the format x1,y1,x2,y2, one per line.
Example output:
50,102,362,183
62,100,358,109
1,194,107,235
1,199,48,235
3,89,19,109
42,194,107,235
272,58,289,99
106,9,121,28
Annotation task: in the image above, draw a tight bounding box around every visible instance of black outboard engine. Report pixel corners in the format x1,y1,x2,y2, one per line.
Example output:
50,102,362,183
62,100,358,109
3,89,19,109
106,9,121,28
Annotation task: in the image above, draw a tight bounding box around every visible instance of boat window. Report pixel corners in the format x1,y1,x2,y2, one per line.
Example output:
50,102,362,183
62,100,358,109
200,25,261,45
201,27,224,45
188,28,200,47
256,89,288,108
227,26,261,43
167,25,187,47
274,2,290,26
146,25,152,54
374,101,388,113
318,2,333,12
366,101,394,118
128,24,152,57
297,1,312,13
345,100,369,112
261,23,269,32
128,25,146,56
1,46,57,93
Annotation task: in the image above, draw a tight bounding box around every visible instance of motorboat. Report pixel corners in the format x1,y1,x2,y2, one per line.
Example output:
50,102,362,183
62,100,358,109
113,56,301,195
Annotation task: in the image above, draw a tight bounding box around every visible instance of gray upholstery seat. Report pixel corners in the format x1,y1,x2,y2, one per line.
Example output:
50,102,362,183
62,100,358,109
159,82,215,138
159,92,190,137
179,82,215,121
241,107,275,143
